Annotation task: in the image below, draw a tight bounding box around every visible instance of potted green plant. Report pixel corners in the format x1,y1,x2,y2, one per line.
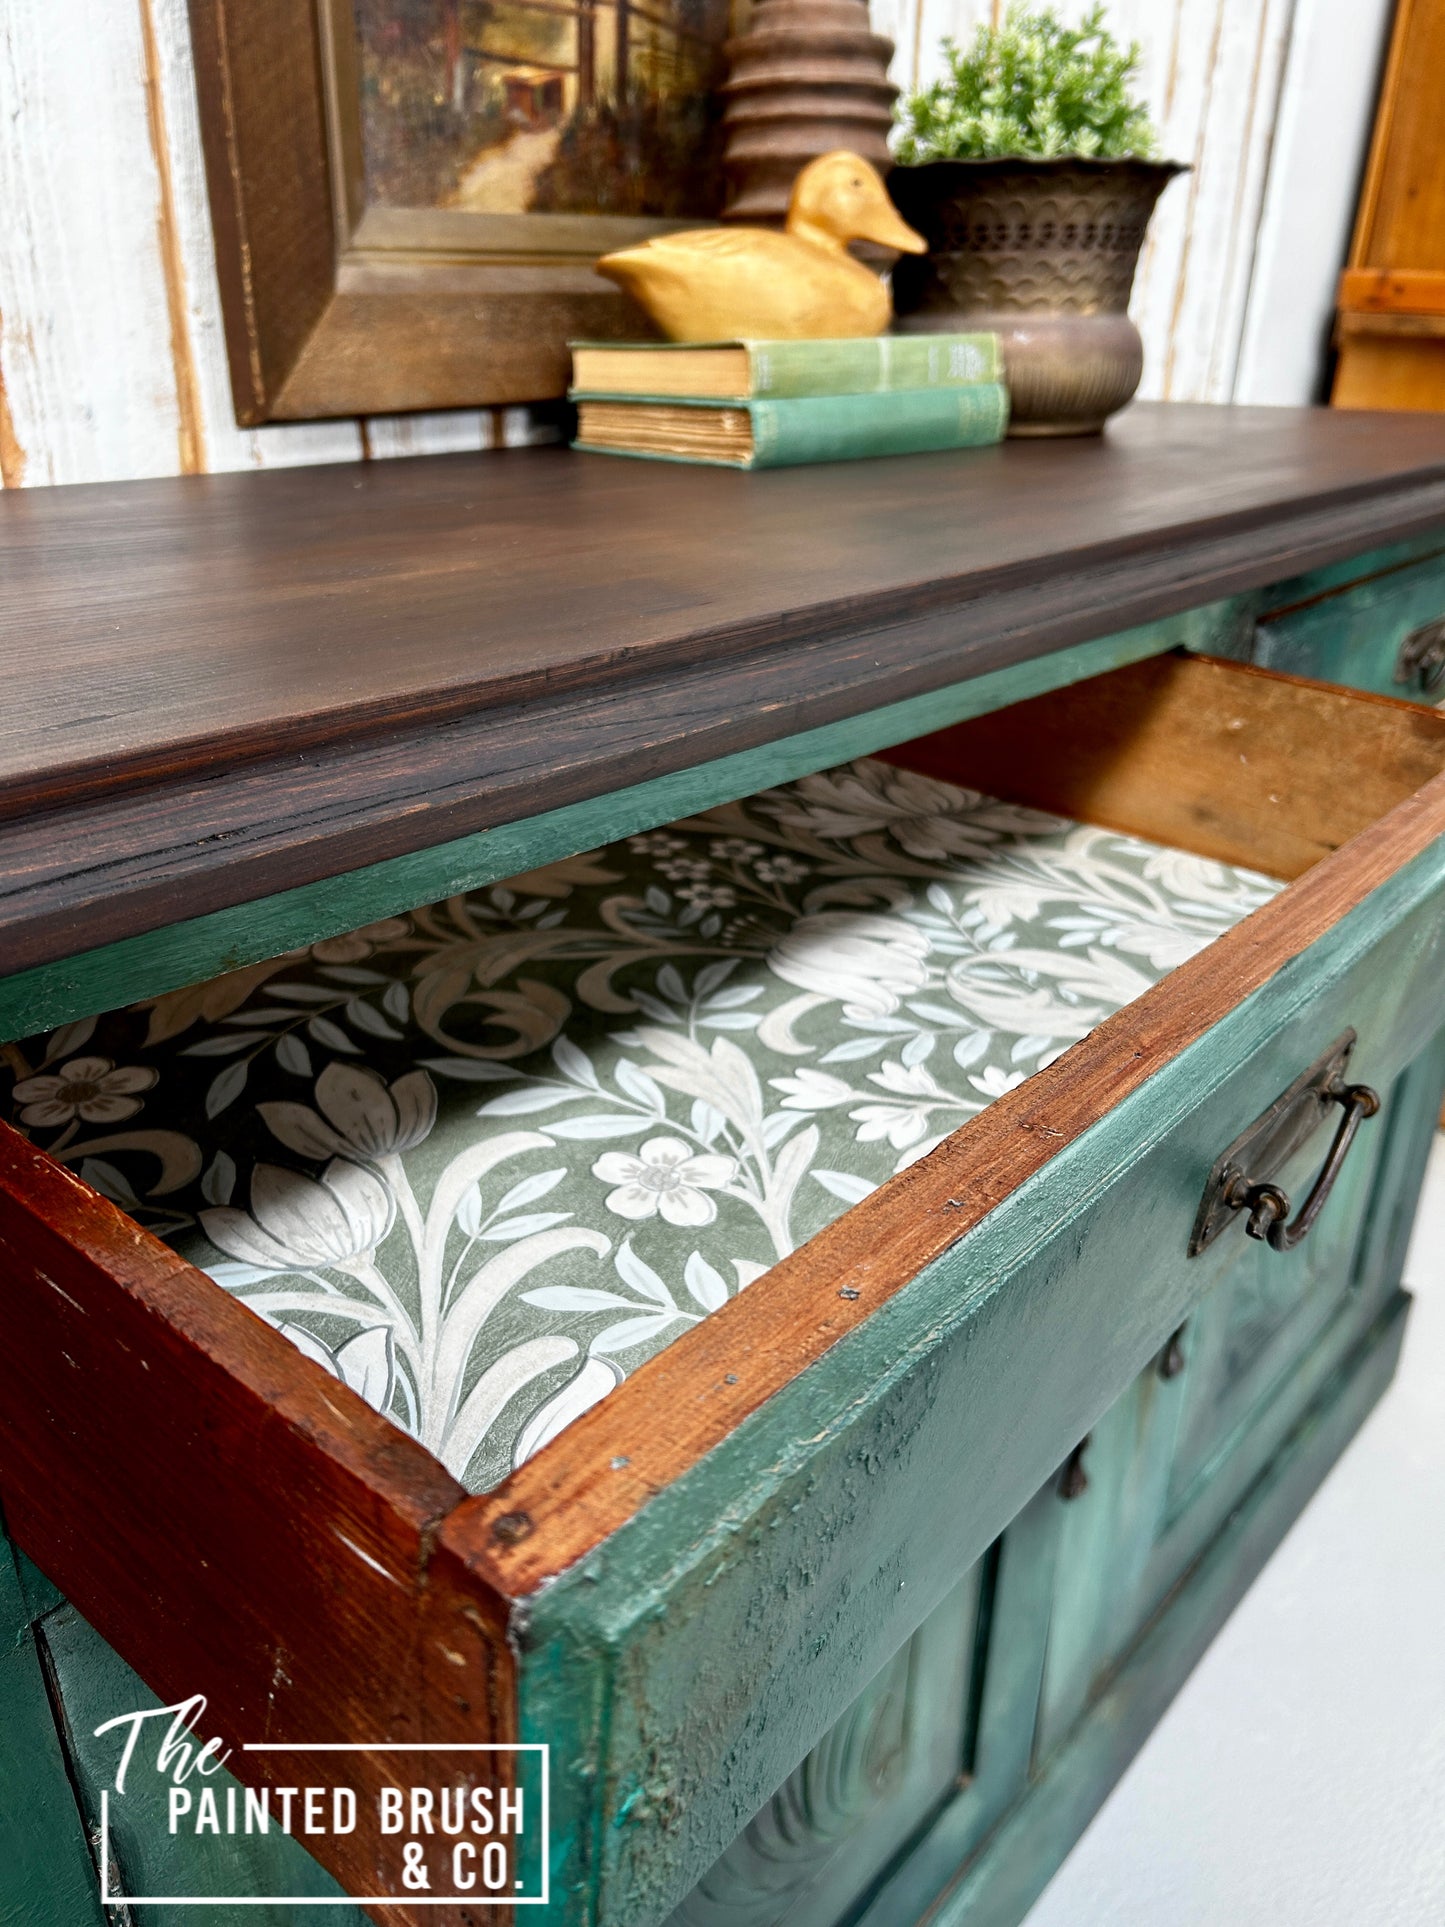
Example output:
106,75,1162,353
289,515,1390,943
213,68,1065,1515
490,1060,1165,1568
887,4,1185,435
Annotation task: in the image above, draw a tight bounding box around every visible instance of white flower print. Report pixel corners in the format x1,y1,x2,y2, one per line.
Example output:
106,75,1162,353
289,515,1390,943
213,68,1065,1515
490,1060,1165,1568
592,1136,737,1226
769,1068,855,1110
12,1056,156,1128
754,854,809,884
945,945,1158,1038
282,1322,397,1415
849,1060,962,1151
629,832,687,856
676,881,737,910
261,1063,438,1160
768,762,1061,862
3,753,1284,1494
968,1065,1028,1100
768,912,931,1018
202,1159,395,1271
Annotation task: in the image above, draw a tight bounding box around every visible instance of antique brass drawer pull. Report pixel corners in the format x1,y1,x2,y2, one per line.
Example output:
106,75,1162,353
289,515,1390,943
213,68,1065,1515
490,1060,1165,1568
1395,615,1445,695
1189,1031,1380,1256
1229,1081,1380,1251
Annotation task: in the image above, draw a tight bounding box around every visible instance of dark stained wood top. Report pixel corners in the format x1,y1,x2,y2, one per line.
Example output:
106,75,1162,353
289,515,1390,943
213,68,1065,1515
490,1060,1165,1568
5,401,1445,978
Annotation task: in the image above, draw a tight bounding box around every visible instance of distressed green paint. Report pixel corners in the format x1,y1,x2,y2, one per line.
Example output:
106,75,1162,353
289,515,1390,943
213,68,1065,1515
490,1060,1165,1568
1256,531,1445,615
0,1523,106,1927
516,832,1445,1926
36,1603,363,1926
927,1292,1409,1927
665,1565,984,1927
852,1483,1065,1927
1255,548,1445,698
1135,1029,1445,1631
0,608,1240,1044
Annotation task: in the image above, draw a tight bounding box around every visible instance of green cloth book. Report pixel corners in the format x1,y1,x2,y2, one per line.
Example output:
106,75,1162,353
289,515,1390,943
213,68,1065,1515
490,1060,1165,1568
569,333,1002,401
574,384,1009,468
573,384,1009,469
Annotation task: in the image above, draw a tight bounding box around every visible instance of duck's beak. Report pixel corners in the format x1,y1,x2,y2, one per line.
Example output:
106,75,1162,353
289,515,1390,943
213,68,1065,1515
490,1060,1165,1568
855,198,927,254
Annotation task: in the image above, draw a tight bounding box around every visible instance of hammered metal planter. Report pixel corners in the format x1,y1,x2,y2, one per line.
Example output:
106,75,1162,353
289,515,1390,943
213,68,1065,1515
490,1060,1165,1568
888,157,1187,436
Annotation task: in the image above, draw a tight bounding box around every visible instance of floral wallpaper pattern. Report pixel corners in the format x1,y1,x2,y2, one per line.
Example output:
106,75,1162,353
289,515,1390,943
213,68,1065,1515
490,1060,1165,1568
1,761,1283,1492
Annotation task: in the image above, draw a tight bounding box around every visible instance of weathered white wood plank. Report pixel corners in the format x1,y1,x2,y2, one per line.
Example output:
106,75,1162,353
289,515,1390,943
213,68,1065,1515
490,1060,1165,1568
1150,0,1297,401
0,0,185,484
363,411,493,459
1233,0,1395,406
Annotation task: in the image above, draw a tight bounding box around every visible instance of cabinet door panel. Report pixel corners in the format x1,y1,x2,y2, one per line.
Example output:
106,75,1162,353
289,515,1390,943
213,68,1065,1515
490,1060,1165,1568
664,1564,984,1927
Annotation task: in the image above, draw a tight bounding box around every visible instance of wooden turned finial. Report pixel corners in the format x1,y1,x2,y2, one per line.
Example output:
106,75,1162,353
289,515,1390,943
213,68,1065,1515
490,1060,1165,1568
720,0,899,228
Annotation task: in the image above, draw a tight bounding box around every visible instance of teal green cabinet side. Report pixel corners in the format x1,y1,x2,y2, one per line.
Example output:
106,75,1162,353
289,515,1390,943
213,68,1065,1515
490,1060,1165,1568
927,1291,1409,1927
0,606,1243,1044
0,1523,106,1927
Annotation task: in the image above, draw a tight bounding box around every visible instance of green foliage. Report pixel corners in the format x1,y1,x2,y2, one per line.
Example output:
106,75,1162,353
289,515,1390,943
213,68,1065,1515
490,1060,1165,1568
895,4,1159,164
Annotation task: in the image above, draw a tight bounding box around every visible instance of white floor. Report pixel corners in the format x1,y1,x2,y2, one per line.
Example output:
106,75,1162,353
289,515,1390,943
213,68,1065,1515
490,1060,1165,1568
1025,1132,1445,1927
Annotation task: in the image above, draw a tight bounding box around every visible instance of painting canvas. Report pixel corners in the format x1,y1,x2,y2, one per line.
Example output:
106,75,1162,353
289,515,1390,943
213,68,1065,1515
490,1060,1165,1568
353,0,737,220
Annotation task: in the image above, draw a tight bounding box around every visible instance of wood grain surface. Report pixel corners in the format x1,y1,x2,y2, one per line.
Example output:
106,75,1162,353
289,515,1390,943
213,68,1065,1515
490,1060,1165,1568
5,406,1445,984
880,653,1445,881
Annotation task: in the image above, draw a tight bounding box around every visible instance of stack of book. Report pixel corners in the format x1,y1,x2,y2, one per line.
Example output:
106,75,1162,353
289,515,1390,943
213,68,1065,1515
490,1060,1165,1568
568,334,1008,469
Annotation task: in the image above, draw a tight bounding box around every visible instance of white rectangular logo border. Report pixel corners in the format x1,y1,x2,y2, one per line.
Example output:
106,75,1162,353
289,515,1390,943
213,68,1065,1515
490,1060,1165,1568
99,1743,550,1907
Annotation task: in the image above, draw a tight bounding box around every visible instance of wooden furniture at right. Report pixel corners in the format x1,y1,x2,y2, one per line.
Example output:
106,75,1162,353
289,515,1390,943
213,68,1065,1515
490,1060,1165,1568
1333,0,1445,411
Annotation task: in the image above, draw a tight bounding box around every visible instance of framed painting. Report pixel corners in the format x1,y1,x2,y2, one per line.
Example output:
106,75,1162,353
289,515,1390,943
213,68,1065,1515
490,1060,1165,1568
189,0,736,421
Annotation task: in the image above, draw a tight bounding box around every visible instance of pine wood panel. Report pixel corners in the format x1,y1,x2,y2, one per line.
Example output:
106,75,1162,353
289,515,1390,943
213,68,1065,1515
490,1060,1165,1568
1332,0,1445,411
880,653,1445,880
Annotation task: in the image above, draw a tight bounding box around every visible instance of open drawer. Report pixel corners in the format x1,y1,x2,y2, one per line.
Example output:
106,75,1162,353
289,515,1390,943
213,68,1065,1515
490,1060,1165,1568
3,655,1445,1925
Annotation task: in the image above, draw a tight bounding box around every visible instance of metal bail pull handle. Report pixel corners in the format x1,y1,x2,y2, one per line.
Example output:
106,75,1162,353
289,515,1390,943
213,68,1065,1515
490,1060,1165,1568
1237,1082,1380,1252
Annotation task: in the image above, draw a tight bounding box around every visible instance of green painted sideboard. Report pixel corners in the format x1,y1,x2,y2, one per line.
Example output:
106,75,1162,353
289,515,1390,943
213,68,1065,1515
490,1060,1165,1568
4,410,1445,1927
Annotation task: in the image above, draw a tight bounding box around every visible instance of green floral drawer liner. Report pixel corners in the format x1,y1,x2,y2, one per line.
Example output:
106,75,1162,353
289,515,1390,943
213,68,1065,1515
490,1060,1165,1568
2,760,1282,1493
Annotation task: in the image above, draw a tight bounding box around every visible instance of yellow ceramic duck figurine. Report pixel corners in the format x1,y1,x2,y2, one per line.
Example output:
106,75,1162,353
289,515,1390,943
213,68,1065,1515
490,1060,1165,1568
596,152,926,342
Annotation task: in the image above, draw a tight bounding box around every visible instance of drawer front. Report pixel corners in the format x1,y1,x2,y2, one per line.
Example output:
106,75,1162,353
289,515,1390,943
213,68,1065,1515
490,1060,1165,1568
1254,548,1445,700
532,819,1445,1927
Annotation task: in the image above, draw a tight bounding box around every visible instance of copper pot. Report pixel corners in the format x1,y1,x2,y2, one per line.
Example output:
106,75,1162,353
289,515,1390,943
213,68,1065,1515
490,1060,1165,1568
888,156,1187,436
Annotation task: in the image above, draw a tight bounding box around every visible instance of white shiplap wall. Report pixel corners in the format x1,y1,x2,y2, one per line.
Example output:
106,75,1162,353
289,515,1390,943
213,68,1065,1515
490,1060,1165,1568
0,0,1391,489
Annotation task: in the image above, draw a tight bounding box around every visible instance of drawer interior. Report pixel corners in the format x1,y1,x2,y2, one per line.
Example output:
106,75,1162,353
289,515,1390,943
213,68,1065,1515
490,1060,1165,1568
3,655,1443,1500
879,650,1445,882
